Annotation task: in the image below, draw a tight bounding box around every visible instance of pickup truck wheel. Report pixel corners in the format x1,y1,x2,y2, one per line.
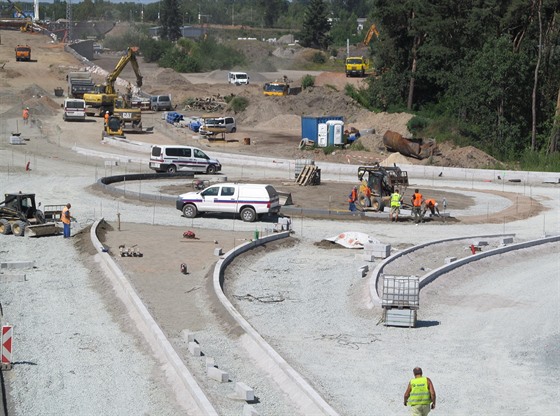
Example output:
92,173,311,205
240,207,257,222
206,165,217,174
0,219,12,235
12,220,26,236
231,127,237,133
182,204,197,218
166,165,177,173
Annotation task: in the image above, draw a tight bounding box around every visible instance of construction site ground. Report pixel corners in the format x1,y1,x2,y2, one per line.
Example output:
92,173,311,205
0,28,559,416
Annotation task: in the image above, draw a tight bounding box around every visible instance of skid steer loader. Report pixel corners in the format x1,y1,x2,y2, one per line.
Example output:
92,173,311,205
356,163,409,212
0,193,62,237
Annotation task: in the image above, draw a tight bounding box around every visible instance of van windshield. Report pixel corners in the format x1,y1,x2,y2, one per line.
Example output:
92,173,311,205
235,74,247,80
66,101,85,109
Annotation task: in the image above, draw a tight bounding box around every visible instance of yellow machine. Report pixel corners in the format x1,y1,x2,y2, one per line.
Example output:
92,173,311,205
345,56,370,77
263,81,290,96
102,115,125,140
363,24,380,46
84,46,143,117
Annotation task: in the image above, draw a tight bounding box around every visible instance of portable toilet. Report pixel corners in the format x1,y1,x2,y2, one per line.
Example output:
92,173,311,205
327,120,344,146
317,122,328,147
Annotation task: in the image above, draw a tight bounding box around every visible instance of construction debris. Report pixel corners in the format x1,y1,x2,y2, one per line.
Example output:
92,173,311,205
382,130,439,160
184,96,227,112
296,164,321,186
119,244,143,257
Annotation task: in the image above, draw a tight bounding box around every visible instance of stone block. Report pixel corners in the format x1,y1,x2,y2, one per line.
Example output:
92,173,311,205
357,265,369,278
0,274,27,283
372,244,391,258
188,341,201,356
472,240,488,246
235,382,255,401
362,253,375,262
205,357,215,369
543,177,560,184
0,261,35,270
243,405,260,416
214,247,223,256
500,237,514,245
208,366,228,382
444,257,457,264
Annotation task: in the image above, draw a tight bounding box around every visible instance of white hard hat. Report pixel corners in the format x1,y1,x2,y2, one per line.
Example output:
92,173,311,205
106,111,109,113
434,202,439,207
26,107,29,110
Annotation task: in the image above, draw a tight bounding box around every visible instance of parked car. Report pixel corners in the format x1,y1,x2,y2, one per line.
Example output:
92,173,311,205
149,145,221,174
62,98,86,121
199,116,236,135
176,183,281,222
150,95,173,111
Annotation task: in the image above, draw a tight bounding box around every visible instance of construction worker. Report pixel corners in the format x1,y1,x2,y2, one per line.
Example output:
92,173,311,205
359,179,372,207
22,107,29,125
404,367,436,415
411,189,424,223
422,199,441,217
348,186,358,212
389,188,403,222
61,203,72,238
104,111,110,126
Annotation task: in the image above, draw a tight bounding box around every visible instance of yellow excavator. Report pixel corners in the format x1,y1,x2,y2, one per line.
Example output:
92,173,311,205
84,46,143,117
363,24,380,46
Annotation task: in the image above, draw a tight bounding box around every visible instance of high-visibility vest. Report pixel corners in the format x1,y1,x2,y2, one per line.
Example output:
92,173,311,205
61,206,71,225
413,193,423,207
348,188,357,203
408,377,431,406
23,109,29,119
425,199,436,207
390,193,401,207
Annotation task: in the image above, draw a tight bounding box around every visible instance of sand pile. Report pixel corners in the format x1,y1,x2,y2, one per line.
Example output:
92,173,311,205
154,68,191,85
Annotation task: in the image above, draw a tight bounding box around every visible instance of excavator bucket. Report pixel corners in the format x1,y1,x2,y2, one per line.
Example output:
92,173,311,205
26,223,62,237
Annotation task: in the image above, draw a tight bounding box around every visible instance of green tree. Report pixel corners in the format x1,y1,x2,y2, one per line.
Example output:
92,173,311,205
299,0,332,49
160,0,182,41
258,0,288,27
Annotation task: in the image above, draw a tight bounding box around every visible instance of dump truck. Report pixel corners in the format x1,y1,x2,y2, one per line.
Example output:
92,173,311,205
0,193,62,237
15,45,31,62
355,163,409,212
67,71,95,99
345,56,369,77
263,81,290,96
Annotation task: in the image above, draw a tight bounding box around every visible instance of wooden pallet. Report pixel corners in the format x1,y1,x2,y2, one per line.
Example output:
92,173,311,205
296,165,319,186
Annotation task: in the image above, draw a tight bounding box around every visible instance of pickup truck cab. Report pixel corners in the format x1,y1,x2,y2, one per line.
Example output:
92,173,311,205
176,183,281,222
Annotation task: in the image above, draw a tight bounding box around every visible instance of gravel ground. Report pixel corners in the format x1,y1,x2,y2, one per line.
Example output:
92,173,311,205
1,114,559,416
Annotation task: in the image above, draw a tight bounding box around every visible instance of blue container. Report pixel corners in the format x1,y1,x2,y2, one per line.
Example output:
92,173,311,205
301,116,344,144
166,111,184,124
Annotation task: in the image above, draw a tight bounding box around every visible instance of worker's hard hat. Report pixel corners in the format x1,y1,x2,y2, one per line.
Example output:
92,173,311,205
434,202,439,207
106,111,109,113
26,107,29,110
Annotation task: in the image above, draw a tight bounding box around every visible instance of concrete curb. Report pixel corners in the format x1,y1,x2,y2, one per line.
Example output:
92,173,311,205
369,233,559,306
370,233,515,305
90,219,218,416
213,233,340,416
418,234,560,288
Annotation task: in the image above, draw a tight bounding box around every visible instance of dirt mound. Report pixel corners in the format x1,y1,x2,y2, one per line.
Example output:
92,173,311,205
154,68,191,85
255,114,301,131
440,145,502,169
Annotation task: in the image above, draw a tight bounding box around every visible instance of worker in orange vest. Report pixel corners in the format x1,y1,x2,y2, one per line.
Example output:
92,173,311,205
411,189,424,223
22,107,29,125
423,198,441,217
61,203,72,238
348,186,358,212
104,111,110,126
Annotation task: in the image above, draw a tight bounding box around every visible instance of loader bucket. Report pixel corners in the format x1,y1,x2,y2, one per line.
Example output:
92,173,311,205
26,223,62,237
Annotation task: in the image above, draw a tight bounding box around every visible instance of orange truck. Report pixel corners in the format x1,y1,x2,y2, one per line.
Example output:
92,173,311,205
15,45,31,62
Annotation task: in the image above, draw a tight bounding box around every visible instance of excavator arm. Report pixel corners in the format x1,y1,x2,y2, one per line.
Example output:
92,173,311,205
104,46,143,95
363,24,380,46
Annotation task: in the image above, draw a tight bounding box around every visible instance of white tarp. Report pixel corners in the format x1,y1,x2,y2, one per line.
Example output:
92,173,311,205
326,232,380,249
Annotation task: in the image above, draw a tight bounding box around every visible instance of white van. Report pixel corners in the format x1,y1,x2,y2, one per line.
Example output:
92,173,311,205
149,145,221,174
150,95,173,111
63,98,86,121
227,72,249,85
176,183,281,222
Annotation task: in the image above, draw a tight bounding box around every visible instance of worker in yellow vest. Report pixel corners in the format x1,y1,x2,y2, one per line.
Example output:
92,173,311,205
389,188,403,222
404,367,436,415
